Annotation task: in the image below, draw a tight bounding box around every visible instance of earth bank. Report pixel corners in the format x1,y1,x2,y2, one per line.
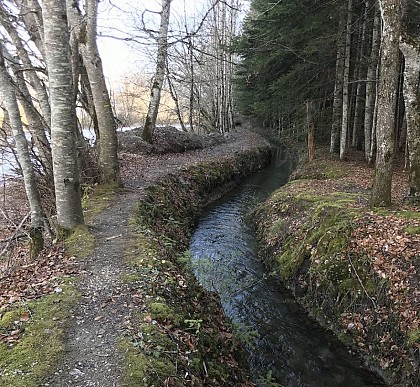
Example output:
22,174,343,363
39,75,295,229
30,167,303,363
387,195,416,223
253,148,419,387
122,146,272,386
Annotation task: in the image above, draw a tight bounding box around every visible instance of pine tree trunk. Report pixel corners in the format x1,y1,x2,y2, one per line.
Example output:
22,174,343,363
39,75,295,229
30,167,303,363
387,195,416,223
0,47,45,256
142,0,172,143
364,5,380,160
400,40,420,197
43,0,84,229
339,0,353,160
306,101,315,161
370,0,404,206
330,9,346,153
351,0,370,149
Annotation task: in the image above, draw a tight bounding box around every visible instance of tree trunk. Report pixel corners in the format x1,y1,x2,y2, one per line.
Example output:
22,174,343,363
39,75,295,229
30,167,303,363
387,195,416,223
166,70,187,132
67,0,120,184
0,47,53,181
330,8,346,154
0,46,45,256
400,40,420,196
43,0,84,229
0,2,51,129
364,5,381,160
306,101,315,162
351,0,370,149
142,0,172,143
339,0,353,160
370,0,404,206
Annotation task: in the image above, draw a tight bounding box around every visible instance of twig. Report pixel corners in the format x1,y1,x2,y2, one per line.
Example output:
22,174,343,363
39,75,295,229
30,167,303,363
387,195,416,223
0,233,27,243
0,211,30,262
105,234,122,241
347,254,377,310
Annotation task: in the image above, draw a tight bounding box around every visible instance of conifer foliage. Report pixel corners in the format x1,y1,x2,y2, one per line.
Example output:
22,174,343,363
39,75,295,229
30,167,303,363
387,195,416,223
235,0,420,205
234,0,339,138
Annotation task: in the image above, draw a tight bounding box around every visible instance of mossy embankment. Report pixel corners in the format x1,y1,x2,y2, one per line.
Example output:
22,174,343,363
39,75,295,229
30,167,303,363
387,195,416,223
0,280,79,387
122,146,271,386
253,151,419,386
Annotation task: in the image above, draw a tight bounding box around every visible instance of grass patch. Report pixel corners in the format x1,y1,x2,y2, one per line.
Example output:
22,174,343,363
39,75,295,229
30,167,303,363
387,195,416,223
64,224,95,259
407,329,420,346
82,183,119,220
405,225,420,235
119,335,178,387
0,281,79,387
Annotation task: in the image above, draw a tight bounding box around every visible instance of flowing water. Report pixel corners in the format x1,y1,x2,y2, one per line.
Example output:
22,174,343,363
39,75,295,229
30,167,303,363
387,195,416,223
190,149,385,387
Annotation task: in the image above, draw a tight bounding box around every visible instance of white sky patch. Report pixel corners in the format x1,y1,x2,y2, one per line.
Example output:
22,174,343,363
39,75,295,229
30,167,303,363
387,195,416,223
97,0,203,85
96,0,249,87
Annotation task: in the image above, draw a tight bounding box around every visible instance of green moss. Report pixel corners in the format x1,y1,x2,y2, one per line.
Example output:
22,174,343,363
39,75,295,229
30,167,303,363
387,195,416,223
82,183,119,220
0,281,79,387
269,219,285,237
148,302,182,325
292,160,344,180
276,242,308,280
337,331,354,347
397,210,420,220
405,225,420,235
407,329,420,346
64,224,95,259
120,338,178,387
120,273,144,282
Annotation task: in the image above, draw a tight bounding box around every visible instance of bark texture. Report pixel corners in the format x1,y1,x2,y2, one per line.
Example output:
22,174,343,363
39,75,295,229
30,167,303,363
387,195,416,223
67,0,120,184
364,6,381,161
339,0,353,160
331,9,346,154
371,0,404,206
43,0,84,229
0,46,45,255
400,40,420,196
142,0,172,143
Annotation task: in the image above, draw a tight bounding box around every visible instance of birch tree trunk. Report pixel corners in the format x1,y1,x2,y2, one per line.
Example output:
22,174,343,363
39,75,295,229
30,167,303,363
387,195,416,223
400,40,420,196
339,0,353,160
0,47,45,256
67,0,120,184
142,0,172,143
371,0,404,206
364,6,381,160
0,47,53,181
43,0,84,229
0,2,51,129
18,0,46,60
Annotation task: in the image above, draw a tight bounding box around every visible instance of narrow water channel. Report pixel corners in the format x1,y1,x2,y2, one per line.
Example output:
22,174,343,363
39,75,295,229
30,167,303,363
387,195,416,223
189,149,385,387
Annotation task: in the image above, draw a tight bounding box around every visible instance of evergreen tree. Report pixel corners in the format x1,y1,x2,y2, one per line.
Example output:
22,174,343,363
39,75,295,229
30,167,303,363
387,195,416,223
234,0,340,139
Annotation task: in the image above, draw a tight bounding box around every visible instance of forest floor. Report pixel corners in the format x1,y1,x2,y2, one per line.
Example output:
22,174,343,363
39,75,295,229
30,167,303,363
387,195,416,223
0,130,418,385
0,128,266,386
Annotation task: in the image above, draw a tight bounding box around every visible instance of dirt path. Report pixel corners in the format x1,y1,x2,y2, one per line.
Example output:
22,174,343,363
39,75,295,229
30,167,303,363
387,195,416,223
43,130,268,386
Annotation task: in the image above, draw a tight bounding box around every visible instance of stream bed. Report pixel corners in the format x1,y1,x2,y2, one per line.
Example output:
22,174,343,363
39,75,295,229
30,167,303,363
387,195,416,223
189,149,385,387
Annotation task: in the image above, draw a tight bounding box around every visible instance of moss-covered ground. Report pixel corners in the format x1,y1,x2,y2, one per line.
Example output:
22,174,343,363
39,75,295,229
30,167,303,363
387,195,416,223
0,280,79,387
253,148,419,386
